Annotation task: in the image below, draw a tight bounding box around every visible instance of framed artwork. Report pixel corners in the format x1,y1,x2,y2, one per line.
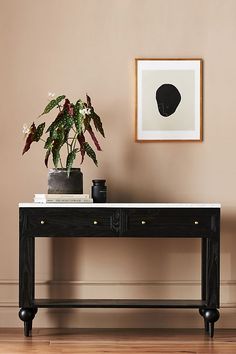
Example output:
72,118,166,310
135,58,203,142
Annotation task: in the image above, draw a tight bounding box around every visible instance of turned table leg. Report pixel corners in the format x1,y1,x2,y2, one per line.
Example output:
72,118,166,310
19,308,38,337
199,308,220,338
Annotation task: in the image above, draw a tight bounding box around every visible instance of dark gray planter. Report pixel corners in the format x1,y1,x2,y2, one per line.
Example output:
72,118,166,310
48,168,83,194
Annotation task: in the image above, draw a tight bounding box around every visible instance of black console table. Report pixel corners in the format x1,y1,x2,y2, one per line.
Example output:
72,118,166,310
19,203,220,337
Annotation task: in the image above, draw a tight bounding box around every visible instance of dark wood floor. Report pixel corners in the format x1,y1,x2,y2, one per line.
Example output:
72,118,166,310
0,328,236,353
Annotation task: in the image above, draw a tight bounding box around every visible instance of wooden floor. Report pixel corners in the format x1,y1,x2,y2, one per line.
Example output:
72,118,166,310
1,328,236,353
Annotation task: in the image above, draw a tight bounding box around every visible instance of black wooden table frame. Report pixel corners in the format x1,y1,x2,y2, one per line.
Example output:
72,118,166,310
19,204,220,337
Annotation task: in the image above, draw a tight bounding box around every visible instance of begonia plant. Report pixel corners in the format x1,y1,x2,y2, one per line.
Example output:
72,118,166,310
22,93,105,176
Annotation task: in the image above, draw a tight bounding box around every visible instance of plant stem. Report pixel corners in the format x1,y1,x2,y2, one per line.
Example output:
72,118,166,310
66,142,70,155
71,132,78,151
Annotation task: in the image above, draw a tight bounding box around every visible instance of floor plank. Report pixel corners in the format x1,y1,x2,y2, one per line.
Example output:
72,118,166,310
0,329,236,353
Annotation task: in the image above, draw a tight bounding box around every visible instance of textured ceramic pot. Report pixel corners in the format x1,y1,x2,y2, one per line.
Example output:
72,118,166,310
48,168,83,194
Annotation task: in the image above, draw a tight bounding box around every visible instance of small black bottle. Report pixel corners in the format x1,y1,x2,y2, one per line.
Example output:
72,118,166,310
92,179,107,203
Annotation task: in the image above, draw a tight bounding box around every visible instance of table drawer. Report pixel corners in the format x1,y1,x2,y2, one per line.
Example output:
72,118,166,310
25,208,117,237
123,208,213,237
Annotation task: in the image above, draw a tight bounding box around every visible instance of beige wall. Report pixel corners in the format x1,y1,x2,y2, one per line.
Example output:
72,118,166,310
1,0,236,328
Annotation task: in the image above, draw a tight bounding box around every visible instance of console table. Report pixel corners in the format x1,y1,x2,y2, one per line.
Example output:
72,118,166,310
19,203,220,337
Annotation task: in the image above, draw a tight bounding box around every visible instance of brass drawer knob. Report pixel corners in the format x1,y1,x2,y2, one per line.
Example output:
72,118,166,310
141,220,146,225
194,221,199,225
40,220,45,225
93,221,98,225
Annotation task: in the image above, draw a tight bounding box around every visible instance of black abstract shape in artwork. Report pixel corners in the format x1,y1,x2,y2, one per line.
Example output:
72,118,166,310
156,84,181,117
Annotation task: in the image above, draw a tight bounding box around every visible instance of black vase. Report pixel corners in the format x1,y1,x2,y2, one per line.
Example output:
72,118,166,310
92,179,107,203
48,168,83,194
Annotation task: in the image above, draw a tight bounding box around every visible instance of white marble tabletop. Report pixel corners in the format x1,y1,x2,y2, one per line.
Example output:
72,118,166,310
19,203,221,208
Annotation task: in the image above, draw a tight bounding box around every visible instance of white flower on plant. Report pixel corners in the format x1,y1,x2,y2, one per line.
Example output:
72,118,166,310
79,108,92,116
22,124,30,135
48,92,55,99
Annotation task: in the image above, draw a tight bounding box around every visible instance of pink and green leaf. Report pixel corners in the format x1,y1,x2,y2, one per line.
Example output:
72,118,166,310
22,123,36,155
87,125,102,151
46,111,64,133
44,136,54,150
77,134,86,164
91,112,105,137
66,148,79,176
40,95,65,116
86,94,92,108
34,122,45,142
74,101,84,134
63,98,74,117
84,142,98,166
44,149,51,167
84,115,92,131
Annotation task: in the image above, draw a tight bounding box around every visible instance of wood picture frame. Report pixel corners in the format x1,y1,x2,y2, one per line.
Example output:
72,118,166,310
135,58,203,142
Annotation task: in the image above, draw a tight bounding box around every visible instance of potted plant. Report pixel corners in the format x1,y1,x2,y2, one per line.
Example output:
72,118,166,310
22,93,105,193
